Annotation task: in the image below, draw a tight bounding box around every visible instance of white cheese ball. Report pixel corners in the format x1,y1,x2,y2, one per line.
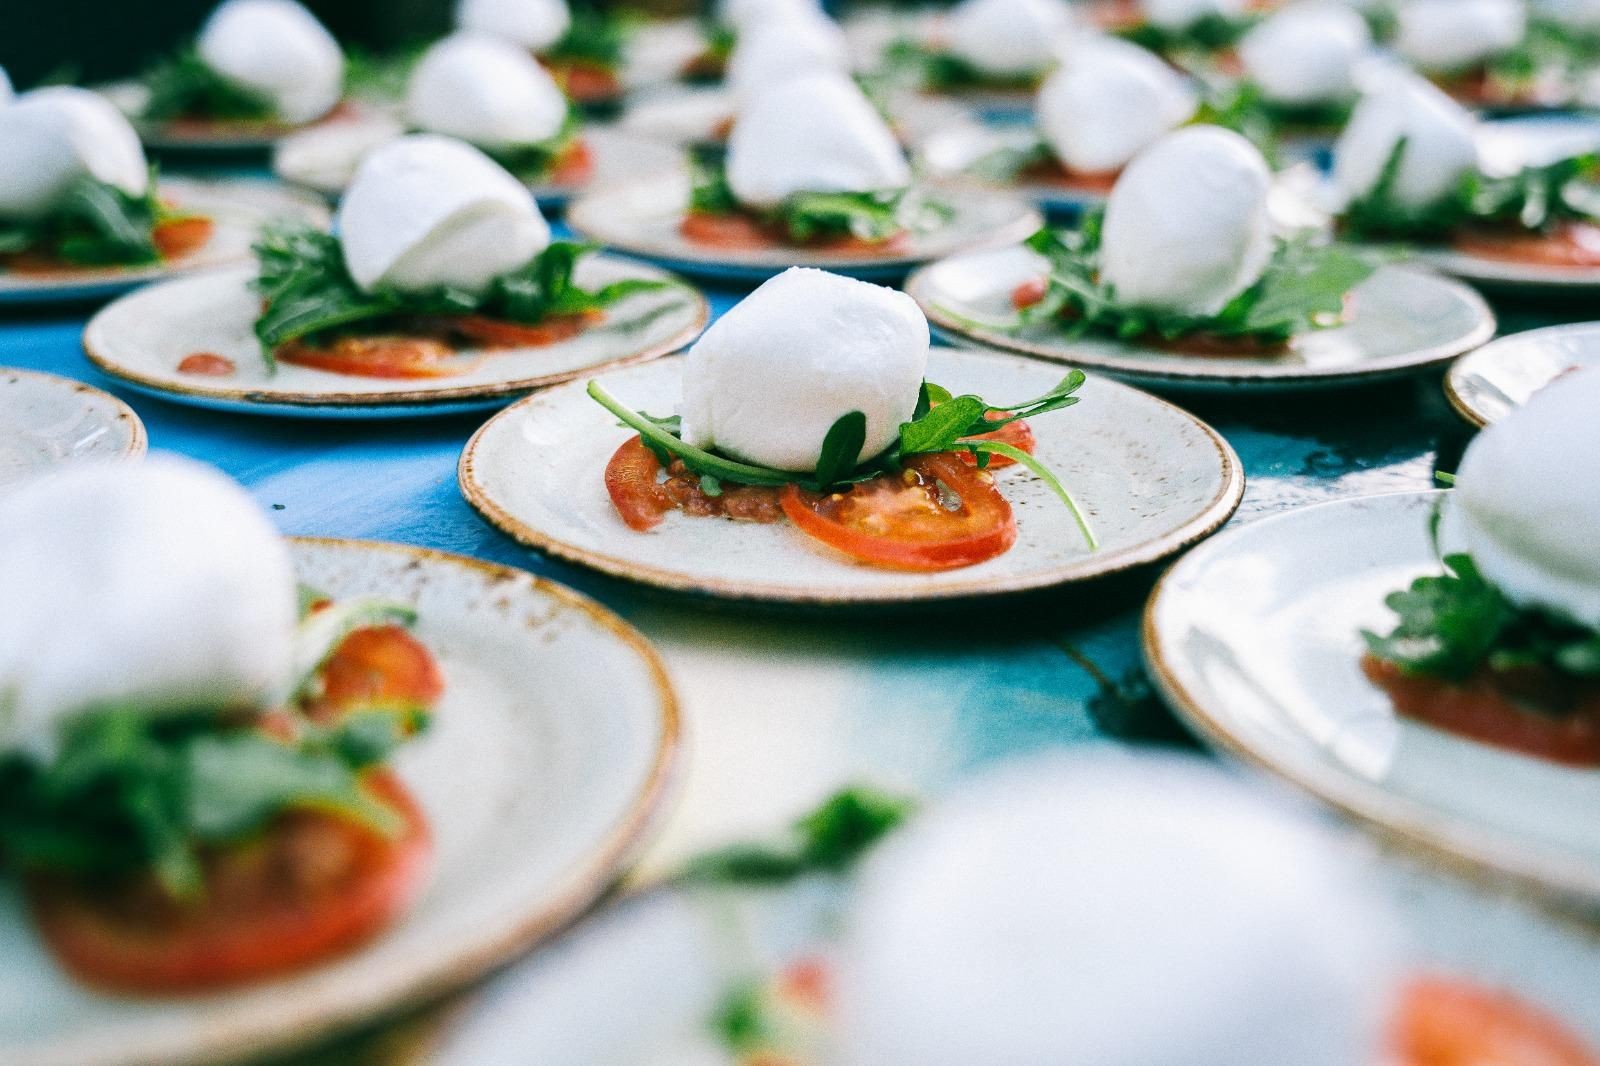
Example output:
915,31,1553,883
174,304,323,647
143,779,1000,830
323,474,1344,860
337,134,551,295
406,33,569,149
1099,126,1274,317
1441,368,1600,628
680,268,929,472
456,0,571,51
1142,0,1247,30
1395,0,1526,73
0,457,297,755
0,87,150,220
836,752,1401,1066
718,0,825,32
1037,37,1197,174
726,72,910,209
1332,73,1478,211
196,0,344,125
726,13,850,102
1239,1,1373,107
944,0,1074,77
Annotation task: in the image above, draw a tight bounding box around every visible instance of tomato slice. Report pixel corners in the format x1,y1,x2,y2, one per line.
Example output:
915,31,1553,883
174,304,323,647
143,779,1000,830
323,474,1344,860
1391,976,1599,1066
304,625,445,725
429,311,598,349
781,452,1017,571
151,216,215,261
605,435,674,532
27,770,430,994
276,336,484,379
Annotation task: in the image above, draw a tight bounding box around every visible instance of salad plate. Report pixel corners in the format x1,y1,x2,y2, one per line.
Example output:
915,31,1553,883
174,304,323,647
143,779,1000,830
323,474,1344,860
566,175,1041,283
82,262,708,418
1144,491,1600,906
0,537,680,1066
460,346,1244,606
0,179,328,307
0,369,146,491
1445,322,1600,428
917,122,1108,215
907,245,1496,391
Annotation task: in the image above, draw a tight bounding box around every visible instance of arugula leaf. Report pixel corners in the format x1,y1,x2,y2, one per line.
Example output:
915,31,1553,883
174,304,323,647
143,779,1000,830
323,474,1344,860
477,109,584,181
814,411,868,490
688,157,949,244
1116,11,1256,54
544,8,630,69
139,48,277,123
185,732,399,840
882,39,1043,91
0,173,170,268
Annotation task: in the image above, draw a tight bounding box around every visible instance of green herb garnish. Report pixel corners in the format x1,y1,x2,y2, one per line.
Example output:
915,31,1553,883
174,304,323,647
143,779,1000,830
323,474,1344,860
138,47,277,123
0,172,175,267
1116,11,1257,55
882,38,1045,92
689,155,949,245
475,109,584,182
544,8,630,70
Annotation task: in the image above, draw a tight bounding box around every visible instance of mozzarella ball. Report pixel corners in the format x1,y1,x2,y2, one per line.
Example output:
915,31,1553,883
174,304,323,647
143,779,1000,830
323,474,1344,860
1441,368,1600,628
1099,126,1274,317
1239,1,1373,107
1037,37,1197,174
0,87,149,220
456,0,571,51
1332,73,1478,210
680,268,929,473
943,0,1074,77
1142,0,1247,30
0,457,297,755
337,134,551,295
726,73,910,209
726,13,850,102
196,0,344,124
406,33,569,149
836,752,1401,1066
717,0,824,32
1395,0,1525,73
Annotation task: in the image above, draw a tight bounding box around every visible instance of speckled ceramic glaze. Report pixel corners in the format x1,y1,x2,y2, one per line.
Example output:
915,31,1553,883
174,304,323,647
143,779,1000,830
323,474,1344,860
82,260,708,418
0,369,146,491
460,347,1245,606
1445,322,1600,427
0,180,327,306
0,538,680,1066
1144,491,1600,907
907,245,1497,391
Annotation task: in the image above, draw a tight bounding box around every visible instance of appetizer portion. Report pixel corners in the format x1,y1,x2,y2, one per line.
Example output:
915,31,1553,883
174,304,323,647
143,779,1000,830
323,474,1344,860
1096,0,1257,61
1007,126,1374,356
0,458,439,992
1235,1,1373,134
890,0,1074,96
250,134,657,380
1364,368,1600,766
1333,72,1600,268
589,267,1094,572
135,0,346,134
1393,0,1533,108
0,88,213,272
456,0,628,105
725,10,851,105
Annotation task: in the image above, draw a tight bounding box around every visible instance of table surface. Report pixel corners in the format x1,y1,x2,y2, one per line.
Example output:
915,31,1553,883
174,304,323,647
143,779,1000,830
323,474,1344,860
3,210,1594,1056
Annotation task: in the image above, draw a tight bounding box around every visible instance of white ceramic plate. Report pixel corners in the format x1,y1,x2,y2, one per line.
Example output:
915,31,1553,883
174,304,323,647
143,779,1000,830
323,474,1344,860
1144,491,1600,906
1416,246,1600,295
274,122,685,209
907,245,1497,391
0,179,327,306
1445,322,1600,427
0,368,146,491
566,175,1042,282
0,538,680,1066
102,81,366,154
917,122,1106,215
460,347,1244,606
83,260,708,418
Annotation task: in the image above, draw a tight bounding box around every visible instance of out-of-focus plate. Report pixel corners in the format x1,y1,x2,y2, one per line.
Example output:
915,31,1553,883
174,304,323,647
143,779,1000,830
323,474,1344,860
0,369,146,491
1445,321,1600,427
917,122,1108,215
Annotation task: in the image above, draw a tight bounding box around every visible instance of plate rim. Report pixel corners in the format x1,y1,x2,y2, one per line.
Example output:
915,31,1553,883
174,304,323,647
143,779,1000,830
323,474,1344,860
1443,319,1600,429
7,536,683,1066
80,262,710,410
0,366,148,464
1141,488,1600,906
457,352,1248,605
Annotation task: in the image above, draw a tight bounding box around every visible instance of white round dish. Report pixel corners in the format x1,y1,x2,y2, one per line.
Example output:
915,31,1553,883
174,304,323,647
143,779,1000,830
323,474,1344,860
101,80,368,154
566,175,1042,283
460,346,1244,606
1144,490,1600,907
1416,245,1600,295
82,261,708,418
0,537,680,1066
0,369,146,492
916,122,1106,215
0,179,328,307
907,244,1497,391
1445,321,1600,427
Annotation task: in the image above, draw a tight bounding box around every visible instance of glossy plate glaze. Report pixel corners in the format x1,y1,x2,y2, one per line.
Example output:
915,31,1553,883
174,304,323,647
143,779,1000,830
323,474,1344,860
0,368,146,491
0,180,327,306
82,261,708,418
566,175,1042,283
907,244,1497,391
1445,322,1600,427
460,347,1245,606
0,538,680,1066
1144,491,1600,906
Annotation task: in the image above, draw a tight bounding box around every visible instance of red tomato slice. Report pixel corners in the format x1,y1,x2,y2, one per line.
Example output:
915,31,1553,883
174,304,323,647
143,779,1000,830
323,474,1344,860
433,311,598,349
276,336,484,379
1391,976,1599,1066
605,435,673,532
27,770,431,994
304,625,445,725
781,452,1017,571
151,217,215,261
955,412,1036,469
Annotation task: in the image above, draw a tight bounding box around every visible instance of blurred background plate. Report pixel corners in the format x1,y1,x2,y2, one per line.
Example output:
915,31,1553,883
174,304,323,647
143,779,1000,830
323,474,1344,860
0,368,146,492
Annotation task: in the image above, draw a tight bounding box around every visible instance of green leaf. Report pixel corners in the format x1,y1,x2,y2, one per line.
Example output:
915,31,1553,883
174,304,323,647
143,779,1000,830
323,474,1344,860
1362,553,1515,679
184,732,400,841
813,411,868,490
897,395,986,454
965,439,1097,551
139,48,277,122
